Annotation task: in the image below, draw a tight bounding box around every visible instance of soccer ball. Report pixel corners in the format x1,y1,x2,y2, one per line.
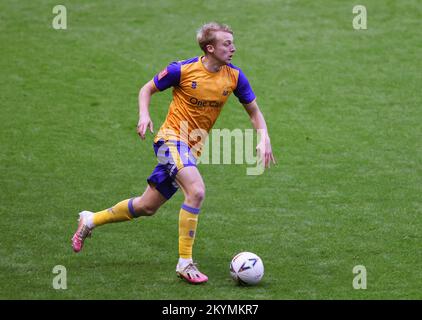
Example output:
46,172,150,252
230,252,264,285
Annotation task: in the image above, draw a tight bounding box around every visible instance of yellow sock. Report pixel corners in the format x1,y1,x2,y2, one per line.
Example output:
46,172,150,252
178,204,200,259
93,198,136,227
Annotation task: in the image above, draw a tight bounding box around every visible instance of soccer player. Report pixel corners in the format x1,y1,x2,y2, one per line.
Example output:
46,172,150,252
71,22,276,284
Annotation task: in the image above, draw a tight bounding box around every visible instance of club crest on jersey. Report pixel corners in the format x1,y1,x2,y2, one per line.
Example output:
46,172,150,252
158,68,168,80
191,81,197,89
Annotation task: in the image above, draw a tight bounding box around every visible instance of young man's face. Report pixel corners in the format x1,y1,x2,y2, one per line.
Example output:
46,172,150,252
207,31,236,65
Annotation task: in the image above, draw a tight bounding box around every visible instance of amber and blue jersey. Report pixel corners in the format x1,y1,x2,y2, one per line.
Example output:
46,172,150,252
152,56,256,155
147,56,256,199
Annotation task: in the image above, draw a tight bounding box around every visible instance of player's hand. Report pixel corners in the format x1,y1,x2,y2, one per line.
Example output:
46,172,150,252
256,135,276,169
137,115,154,140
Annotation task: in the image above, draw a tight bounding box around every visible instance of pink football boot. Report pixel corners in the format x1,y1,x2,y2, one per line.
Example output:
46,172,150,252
71,211,93,253
176,262,208,284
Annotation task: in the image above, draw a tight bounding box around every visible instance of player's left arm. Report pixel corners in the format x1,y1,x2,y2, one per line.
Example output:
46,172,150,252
243,100,276,168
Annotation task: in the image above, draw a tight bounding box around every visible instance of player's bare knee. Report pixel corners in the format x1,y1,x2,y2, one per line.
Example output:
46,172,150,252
187,186,205,204
195,188,206,202
131,197,157,217
141,205,158,216
134,201,158,216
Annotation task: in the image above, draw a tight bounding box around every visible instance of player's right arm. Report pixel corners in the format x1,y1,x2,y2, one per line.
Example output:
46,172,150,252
136,62,181,140
137,80,159,140
137,61,181,140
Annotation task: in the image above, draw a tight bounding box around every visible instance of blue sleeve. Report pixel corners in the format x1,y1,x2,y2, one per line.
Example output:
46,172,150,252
233,68,256,104
153,61,181,91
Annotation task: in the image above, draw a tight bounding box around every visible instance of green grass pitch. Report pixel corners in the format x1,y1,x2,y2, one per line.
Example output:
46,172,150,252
0,0,421,299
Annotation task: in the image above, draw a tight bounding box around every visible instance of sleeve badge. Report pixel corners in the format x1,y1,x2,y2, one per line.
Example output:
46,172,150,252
158,68,169,80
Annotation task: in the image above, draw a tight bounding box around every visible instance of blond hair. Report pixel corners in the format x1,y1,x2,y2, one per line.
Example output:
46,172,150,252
196,22,233,53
